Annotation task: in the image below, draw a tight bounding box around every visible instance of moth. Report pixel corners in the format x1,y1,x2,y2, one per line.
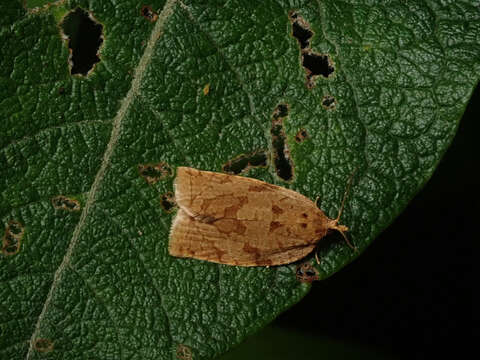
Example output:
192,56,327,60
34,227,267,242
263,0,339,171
168,167,352,266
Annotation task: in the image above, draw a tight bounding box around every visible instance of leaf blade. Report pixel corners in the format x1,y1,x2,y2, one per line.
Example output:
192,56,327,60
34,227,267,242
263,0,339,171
0,0,478,359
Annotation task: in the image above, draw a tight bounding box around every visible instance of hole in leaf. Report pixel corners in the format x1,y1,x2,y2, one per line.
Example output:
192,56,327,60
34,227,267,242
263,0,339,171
288,11,333,88
51,195,81,212
2,220,24,256
176,344,193,360
295,128,309,143
33,338,54,353
271,104,294,182
289,11,313,49
61,8,103,76
322,95,336,110
160,192,176,213
222,151,268,175
303,52,334,78
141,5,158,22
138,162,173,184
273,103,289,119
296,263,319,283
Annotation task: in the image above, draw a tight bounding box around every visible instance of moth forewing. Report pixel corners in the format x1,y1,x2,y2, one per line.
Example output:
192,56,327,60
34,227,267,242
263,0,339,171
168,167,346,266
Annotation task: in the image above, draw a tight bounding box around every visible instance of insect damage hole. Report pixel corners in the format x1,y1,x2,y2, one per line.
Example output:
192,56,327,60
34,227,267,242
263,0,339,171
296,262,319,283
223,151,268,175
138,162,173,184
295,128,309,143
271,104,294,182
176,344,193,360
141,5,158,22
303,52,335,87
288,11,335,89
160,192,176,213
51,195,81,211
2,220,25,256
322,95,337,110
289,11,313,49
61,8,103,76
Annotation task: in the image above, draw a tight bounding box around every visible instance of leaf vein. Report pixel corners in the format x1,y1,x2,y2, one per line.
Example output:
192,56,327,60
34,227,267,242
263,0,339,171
24,1,179,358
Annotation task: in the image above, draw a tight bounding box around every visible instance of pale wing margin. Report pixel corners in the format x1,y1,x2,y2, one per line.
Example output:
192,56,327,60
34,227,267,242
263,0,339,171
174,167,315,212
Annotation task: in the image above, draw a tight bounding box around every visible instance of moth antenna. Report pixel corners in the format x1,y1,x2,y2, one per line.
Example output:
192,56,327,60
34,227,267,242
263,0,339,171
333,224,357,251
334,167,358,223
315,249,320,264
330,167,359,252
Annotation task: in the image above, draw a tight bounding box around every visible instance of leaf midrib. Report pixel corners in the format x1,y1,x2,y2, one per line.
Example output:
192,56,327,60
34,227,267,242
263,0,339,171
25,1,178,358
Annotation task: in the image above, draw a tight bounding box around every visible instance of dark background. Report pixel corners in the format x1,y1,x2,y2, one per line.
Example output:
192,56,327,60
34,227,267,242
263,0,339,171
269,85,477,359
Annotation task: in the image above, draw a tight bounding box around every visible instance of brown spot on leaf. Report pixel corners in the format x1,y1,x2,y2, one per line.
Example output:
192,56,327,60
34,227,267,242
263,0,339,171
295,128,309,143
176,344,193,360
296,262,319,283
160,192,176,213
203,83,210,95
33,338,54,353
138,162,172,184
223,150,268,175
51,195,81,212
2,220,24,256
322,95,336,110
141,5,158,22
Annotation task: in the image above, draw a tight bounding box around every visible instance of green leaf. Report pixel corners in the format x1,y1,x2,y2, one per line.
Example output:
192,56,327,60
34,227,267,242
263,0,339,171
0,0,478,359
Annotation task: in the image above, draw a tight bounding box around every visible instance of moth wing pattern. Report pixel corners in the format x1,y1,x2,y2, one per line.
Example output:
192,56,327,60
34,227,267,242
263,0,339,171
169,209,316,266
169,167,330,266
174,167,314,215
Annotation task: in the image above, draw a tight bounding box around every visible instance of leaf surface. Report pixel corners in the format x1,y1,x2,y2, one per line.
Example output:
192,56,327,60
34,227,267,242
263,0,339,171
0,0,478,359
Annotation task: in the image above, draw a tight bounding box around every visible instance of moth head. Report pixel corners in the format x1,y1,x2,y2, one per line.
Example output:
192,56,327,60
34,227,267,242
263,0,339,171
327,219,355,251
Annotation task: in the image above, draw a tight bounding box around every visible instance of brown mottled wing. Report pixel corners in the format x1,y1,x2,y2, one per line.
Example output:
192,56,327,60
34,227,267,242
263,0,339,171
169,167,329,266
169,209,316,266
